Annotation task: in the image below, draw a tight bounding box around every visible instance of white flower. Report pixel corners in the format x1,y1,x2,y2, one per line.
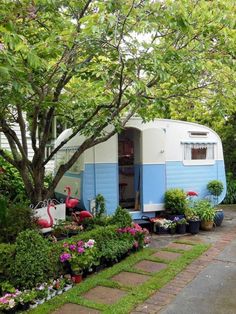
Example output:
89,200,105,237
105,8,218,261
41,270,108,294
8,299,15,308
84,239,95,248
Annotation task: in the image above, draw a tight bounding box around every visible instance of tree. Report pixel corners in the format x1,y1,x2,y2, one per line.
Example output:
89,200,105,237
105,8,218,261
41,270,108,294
0,0,235,204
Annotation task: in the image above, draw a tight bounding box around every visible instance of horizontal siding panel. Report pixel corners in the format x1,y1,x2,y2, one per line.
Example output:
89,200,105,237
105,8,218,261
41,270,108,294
166,161,226,202
83,163,118,215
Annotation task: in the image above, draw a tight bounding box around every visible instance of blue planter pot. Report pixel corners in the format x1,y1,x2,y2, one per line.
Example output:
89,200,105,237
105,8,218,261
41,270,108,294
214,210,224,226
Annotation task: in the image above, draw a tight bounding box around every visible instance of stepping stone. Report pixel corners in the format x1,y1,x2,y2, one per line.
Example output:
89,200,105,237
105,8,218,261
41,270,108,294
179,235,204,243
135,260,167,273
152,251,182,261
83,286,126,305
112,271,151,286
51,303,101,314
167,243,193,251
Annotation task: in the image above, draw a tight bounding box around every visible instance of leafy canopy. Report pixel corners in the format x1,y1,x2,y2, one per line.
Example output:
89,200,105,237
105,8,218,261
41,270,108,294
0,0,235,203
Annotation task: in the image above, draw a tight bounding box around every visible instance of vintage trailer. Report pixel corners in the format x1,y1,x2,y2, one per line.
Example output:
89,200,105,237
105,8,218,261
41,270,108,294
54,118,226,219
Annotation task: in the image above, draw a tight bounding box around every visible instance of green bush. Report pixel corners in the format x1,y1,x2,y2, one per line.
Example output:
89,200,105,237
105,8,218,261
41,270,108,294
110,206,133,227
0,201,38,243
95,194,106,217
0,243,15,281
164,188,188,214
82,215,113,231
11,230,54,289
207,180,224,197
58,225,135,266
223,173,236,204
0,155,26,202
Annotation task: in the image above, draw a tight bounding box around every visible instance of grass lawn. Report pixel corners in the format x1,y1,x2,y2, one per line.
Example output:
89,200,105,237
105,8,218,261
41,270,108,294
28,241,210,314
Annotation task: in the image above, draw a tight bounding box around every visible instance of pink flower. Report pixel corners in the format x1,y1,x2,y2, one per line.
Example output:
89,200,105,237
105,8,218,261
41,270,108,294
133,241,139,248
77,247,85,254
63,243,69,248
77,240,84,247
60,253,71,262
69,244,76,251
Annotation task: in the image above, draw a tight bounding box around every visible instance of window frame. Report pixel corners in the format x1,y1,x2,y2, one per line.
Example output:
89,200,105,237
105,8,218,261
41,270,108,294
182,142,216,166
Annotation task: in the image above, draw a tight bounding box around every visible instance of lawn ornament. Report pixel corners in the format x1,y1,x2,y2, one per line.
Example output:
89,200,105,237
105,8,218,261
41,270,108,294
64,186,79,209
72,211,93,224
37,202,56,228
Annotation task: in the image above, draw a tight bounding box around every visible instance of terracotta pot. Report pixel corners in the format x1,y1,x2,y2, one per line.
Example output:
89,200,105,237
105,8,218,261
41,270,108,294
72,273,83,284
200,220,214,231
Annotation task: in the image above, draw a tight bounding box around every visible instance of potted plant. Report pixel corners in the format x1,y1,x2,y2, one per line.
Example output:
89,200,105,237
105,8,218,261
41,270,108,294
184,207,201,234
18,289,37,311
193,199,215,231
35,283,48,304
151,218,171,234
207,180,224,205
168,221,177,234
164,188,188,217
60,239,98,283
207,180,224,226
174,217,188,234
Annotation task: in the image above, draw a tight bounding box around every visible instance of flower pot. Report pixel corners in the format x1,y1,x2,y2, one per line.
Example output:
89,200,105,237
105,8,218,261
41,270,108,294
176,224,186,234
36,298,45,305
64,284,73,292
200,220,214,231
50,290,57,298
169,227,176,235
72,273,83,284
18,302,30,311
214,209,224,226
154,226,169,234
29,303,38,309
188,220,200,234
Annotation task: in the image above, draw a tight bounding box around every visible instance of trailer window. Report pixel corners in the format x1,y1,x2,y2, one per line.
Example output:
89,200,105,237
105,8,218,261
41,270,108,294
184,143,214,160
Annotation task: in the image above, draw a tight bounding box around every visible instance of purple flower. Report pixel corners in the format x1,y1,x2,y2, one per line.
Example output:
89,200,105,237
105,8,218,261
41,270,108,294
77,240,84,247
63,243,69,248
77,247,85,254
69,244,76,251
60,253,71,263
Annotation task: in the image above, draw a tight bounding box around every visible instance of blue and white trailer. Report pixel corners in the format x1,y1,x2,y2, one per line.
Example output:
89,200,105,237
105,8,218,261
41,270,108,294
54,118,226,219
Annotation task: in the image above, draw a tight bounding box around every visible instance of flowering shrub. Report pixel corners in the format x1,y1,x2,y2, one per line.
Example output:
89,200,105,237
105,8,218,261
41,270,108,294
60,239,98,274
0,288,37,310
0,290,21,311
117,223,150,249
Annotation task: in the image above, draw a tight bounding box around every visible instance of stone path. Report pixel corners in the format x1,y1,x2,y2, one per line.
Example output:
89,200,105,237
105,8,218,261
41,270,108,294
50,206,236,314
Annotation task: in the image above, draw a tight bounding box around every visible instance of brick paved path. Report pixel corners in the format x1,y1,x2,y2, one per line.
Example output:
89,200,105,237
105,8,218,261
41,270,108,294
131,213,236,314
51,206,236,314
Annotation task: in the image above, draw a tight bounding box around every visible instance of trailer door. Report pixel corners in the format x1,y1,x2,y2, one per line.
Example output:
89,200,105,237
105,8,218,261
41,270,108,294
141,128,166,212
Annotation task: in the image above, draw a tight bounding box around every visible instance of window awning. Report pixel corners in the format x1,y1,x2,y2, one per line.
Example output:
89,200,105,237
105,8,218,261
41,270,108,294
181,141,217,144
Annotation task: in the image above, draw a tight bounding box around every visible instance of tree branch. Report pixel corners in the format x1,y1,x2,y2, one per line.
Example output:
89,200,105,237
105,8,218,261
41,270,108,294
16,105,28,157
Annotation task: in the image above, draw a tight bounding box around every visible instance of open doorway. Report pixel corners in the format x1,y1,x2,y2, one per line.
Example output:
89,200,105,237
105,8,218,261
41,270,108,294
118,128,141,211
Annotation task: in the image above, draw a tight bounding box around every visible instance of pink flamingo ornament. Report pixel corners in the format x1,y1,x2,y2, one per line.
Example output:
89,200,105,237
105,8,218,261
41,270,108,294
37,202,56,229
72,211,93,224
64,186,79,209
